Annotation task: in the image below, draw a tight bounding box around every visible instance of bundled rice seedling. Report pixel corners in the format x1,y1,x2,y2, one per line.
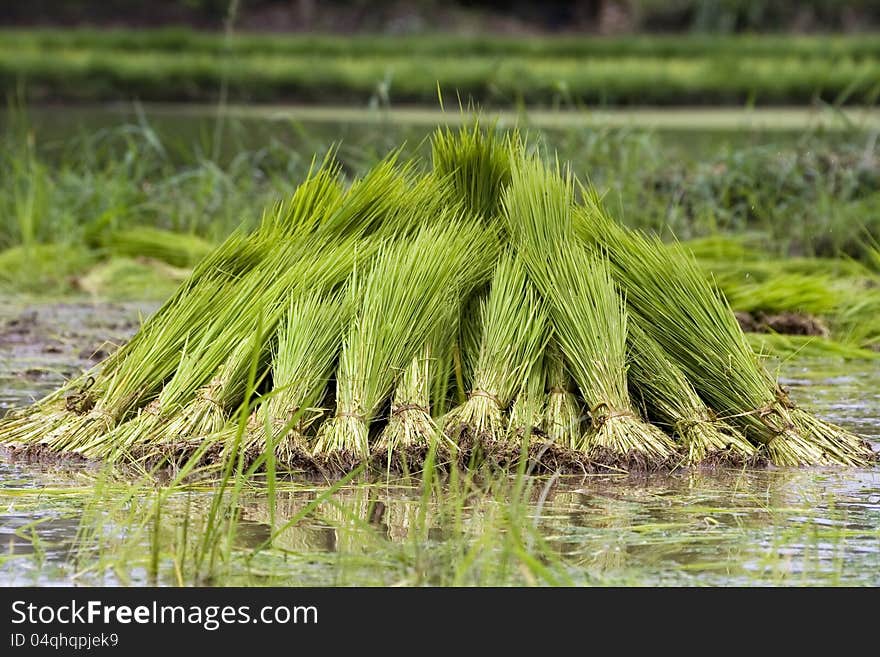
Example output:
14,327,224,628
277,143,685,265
1,122,873,479
627,323,756,465
504,156,677,467
0,157,377,457
101,227,214,268
0,243,96,294
314,215,497,464
77,257,189,301
717,272,839,317
542,342,582,450
373,344,444,470
1,162,342,439
374,258,484,471
442,252,549,454
242,290,350,466
574,188,875,467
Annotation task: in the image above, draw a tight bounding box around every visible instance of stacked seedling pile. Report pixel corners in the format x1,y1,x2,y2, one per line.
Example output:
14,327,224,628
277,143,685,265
1,124,874,475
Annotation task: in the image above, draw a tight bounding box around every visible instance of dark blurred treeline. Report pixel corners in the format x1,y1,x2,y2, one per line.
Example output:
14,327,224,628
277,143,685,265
4,0,880,33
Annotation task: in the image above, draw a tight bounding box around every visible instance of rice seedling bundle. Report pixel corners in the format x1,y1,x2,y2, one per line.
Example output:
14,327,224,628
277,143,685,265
101,226,214,268
0,159,365,457
627,323,756,465
0,161,345,440
542,342,582,450
373,343,444,469
574,188,875,467
442,252,549,451
314,215,497,462
503,156,677,466
243,290,350,465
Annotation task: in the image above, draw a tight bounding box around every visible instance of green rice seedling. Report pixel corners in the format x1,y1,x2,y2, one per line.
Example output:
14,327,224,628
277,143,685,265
627,323,756,465
0,139,346,453
717,273,839,316
101,227,214,268
76,257,188,301
427,295,463,418
746,333,880,360
442,252,549,453
315,150,421,239
503,156,677,466
0,152,418,463
0,243,96,294
315,216,496,463
454,287,486,401
542,341,582,450
574,188,875,467
431,121,513,222
44,282,253,459
244,290,349,465
40,227,362,461
0,156,390,456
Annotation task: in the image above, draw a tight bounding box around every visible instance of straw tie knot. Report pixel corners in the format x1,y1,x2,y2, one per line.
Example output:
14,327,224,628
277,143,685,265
589,402,633,431
469,389,504,409
65,375,96,412
391,403,429,418
674,418,703,435
144,399,162,417
775,385,796,410
197,379,225,411
548,386,567,395
336,410,366,422
757,402,796,435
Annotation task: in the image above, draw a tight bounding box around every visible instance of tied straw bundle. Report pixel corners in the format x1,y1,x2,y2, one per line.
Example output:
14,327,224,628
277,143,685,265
242,290,350,467
542,341,582,450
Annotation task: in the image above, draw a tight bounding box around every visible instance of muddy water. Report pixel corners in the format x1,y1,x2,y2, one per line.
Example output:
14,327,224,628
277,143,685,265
0,301,878,586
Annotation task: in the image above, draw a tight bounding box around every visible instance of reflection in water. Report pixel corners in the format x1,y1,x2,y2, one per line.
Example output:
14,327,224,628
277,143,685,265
1,358,879,586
